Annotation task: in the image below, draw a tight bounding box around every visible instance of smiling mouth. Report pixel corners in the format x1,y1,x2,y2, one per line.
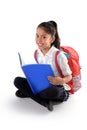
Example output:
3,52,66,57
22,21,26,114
38,43,43,47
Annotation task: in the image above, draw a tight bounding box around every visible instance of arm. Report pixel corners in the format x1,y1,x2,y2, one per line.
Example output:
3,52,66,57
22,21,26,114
48,51,72,85
48,74,72,85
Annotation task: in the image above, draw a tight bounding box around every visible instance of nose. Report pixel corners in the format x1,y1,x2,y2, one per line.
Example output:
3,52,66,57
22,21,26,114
37,37,42,44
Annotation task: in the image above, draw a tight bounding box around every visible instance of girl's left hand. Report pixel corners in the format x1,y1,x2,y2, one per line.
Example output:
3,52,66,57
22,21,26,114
48,76,64,85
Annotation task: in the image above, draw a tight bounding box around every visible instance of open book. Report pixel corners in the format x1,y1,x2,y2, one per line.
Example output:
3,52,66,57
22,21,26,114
18,52,54,94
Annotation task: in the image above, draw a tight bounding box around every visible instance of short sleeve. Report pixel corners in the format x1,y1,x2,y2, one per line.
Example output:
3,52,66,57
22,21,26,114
58,52,72,76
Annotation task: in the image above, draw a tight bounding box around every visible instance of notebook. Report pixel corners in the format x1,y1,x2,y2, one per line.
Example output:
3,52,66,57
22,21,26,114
18,52,54,94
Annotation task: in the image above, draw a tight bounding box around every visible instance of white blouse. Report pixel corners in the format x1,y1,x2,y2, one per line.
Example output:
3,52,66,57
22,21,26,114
36,46,72,90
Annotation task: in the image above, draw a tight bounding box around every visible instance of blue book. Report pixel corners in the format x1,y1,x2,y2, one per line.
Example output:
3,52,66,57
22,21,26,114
18,52,54,94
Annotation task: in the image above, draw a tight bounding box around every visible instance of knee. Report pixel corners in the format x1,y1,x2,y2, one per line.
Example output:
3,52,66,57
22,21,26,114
13,77,21,86
38,86,59,99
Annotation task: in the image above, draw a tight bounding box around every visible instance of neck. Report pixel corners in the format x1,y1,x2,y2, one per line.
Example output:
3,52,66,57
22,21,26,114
41,47,51,55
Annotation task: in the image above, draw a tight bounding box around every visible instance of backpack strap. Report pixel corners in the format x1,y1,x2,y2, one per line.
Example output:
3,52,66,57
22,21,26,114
55,51,74,94
34,49,38,63
55,51,64,77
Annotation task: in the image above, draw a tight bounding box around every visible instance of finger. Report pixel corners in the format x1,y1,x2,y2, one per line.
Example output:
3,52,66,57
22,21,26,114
48,76,54,85
48,76,53,80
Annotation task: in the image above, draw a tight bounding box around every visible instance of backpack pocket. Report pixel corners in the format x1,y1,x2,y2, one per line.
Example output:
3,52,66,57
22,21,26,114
72,75,81,92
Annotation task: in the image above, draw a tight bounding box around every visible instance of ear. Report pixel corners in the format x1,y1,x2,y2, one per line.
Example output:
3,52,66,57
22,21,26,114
51,36,55,43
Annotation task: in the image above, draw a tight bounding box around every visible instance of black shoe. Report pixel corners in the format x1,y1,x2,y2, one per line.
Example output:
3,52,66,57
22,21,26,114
58,91,69,102
45,101,53,111
63,91,69,101
15,90,28,98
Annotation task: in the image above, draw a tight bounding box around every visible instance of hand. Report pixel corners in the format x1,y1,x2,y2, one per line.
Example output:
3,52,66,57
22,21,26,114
48,76,64,85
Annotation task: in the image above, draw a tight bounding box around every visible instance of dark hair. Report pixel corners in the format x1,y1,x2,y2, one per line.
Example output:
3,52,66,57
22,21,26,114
37,20,60,49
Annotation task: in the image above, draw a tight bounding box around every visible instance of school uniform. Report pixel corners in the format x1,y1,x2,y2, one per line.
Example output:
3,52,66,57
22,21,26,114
36,46,72,90
14,46,72,110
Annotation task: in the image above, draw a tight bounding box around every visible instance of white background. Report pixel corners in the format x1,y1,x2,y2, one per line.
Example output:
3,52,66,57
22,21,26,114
0,0,87,130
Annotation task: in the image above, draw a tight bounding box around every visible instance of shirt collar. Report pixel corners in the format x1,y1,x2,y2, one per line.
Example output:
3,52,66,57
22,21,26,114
38,46,58,57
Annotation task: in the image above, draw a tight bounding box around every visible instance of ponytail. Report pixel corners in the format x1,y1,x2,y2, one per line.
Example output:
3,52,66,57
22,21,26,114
49,21,60,49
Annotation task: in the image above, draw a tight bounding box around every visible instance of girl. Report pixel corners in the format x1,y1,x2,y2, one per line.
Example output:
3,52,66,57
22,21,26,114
14,21,72,111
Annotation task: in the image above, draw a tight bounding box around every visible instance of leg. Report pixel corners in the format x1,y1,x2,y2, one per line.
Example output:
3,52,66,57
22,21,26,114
14,77,53,111
38,85,69,102
14,77,33,97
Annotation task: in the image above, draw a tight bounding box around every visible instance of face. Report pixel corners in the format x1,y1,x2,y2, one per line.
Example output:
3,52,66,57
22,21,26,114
36,27,55,53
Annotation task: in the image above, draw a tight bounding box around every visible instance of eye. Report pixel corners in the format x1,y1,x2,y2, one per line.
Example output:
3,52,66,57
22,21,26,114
42,36,46,39
36,34,39,38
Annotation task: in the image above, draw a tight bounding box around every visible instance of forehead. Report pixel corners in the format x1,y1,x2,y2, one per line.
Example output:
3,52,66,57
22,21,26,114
36,27,49,35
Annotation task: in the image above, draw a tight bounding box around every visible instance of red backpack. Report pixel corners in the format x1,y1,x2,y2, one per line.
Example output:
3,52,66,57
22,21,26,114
34,46,81,94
